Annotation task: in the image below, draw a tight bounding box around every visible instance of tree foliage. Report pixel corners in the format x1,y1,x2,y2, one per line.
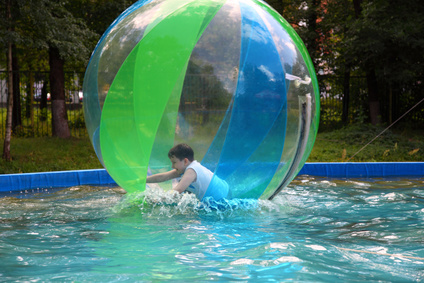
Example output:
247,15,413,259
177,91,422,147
0,0,137,70
1,0,424,136
270,0,424,125
0,0,138,141
345,0,424,84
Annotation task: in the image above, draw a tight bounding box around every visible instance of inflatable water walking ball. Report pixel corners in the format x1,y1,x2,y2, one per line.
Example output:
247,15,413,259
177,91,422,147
83,0,320,200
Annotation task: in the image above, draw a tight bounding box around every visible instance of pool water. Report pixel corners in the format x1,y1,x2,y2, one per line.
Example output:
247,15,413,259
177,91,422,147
1,177,423,282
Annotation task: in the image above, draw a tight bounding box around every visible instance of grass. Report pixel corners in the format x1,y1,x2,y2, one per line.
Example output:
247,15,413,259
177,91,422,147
0,137,102,174
0,123,422,174
309,124,424,162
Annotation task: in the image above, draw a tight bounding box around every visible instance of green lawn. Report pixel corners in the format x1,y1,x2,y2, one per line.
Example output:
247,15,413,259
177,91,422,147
309,124,423,162
0,137,102,174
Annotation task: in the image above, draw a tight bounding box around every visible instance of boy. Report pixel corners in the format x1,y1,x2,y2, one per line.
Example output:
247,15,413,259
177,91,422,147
146,143,227,200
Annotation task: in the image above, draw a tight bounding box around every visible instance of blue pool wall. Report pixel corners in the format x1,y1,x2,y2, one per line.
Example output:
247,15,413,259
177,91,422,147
1,162,423,193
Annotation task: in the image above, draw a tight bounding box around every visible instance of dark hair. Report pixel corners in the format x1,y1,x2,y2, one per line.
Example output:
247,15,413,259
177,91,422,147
168,143,194,161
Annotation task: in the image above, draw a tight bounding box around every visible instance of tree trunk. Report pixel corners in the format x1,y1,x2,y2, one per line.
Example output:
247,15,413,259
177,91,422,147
307,0,321,61
353,0,362,18
3,0,13,161
49,46,70,138
12,44,21,131
352,0,381,125
366,70,381,125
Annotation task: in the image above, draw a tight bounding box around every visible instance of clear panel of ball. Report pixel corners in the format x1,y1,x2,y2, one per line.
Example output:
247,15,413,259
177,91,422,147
82,0,319,200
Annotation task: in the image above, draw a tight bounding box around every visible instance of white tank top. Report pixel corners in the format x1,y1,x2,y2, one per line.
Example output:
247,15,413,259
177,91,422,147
184,160,213,200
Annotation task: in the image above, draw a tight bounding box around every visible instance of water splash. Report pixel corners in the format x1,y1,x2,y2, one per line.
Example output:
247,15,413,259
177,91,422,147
112,185,300,219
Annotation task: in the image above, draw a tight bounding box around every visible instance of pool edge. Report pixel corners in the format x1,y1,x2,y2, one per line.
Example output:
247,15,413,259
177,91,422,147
298,162,424,178
1,162,423,192
0,169,116,193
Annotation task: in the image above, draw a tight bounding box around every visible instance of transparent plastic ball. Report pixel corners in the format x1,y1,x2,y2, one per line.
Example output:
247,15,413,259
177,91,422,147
83,0,320,200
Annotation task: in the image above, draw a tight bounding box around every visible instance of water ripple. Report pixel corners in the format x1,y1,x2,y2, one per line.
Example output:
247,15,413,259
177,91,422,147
0,178,423,281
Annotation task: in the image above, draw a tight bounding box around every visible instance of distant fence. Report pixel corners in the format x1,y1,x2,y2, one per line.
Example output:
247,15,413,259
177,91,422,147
318,74,424,130
0,71,422,138
0,71,86,138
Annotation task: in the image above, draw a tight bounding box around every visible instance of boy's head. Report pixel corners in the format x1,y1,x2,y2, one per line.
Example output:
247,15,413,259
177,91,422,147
168,143,194,162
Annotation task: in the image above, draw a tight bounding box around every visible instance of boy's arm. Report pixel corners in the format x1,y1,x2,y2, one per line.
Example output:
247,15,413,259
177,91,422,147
173,168,196,194
146,169,180,183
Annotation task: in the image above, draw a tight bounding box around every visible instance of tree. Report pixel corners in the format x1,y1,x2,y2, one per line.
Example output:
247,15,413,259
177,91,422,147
69,0,138,36
0,0,139,141
11,0,97,138
319,0,357,123
268,0,325,67
31,1,95,137
2,0,13,161
345,0,424,125
11,44,21,130
269,0,424,126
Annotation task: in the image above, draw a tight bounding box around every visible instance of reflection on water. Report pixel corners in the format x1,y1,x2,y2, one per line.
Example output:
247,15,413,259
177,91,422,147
0,177,423,281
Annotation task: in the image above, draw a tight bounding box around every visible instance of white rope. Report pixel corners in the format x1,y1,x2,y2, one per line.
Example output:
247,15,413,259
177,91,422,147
347,97,424,161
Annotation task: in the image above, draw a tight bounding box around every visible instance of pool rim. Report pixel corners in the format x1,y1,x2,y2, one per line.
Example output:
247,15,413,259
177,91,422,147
0,162,422,193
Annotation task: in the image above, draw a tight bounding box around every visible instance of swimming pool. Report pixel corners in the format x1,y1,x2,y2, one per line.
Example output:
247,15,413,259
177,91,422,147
1,176,423,281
